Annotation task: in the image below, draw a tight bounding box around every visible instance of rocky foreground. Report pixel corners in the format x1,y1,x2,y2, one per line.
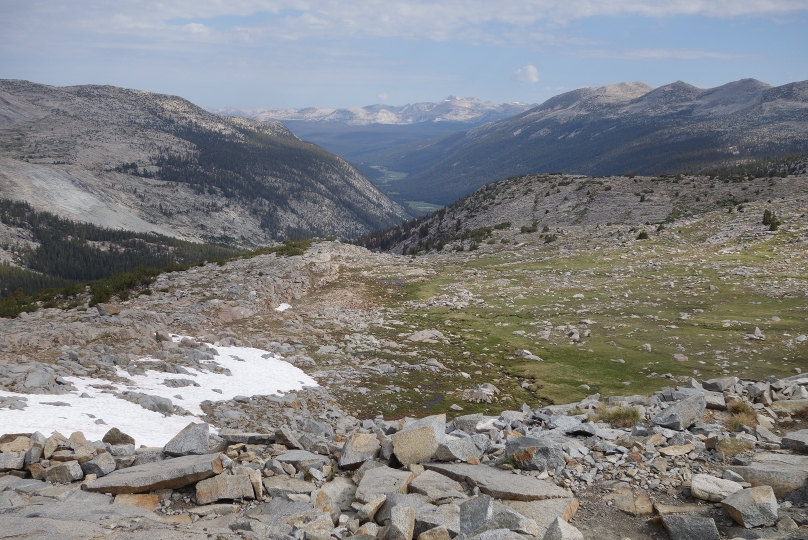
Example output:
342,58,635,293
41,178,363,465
3,368,808,540
1,207,808,538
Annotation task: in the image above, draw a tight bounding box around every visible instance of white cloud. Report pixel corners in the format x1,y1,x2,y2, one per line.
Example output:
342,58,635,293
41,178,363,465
515,64,539,83
378,92,389,101
183,23,209,34
580,48,757,60
6,0,808,49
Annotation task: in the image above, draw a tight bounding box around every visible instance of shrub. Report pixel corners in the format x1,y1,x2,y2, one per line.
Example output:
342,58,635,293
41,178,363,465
762,209,782,231
636,230,649,240
520,221,538,234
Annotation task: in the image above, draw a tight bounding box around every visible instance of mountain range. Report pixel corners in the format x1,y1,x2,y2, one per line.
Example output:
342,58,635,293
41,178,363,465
0,80,409,245
215,96,535,126
385,79,808,204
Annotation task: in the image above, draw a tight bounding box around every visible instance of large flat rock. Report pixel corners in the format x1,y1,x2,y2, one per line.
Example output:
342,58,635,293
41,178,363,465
725,453,808,498
423,463,572,501
83,453,223,494
771,400,808,414
355,466,415,503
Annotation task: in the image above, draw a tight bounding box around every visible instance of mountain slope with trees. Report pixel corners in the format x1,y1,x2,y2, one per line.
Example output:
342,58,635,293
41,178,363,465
0,80,410,245
388,79,808,205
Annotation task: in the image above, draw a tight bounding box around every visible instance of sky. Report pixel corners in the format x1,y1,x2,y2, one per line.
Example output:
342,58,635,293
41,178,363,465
1,1,807,110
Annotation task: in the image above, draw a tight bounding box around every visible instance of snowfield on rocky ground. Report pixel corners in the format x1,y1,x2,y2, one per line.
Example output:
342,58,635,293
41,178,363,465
0,335,317,446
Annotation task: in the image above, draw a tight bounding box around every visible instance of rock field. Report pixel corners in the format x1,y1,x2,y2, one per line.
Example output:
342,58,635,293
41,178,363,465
2,194,808,539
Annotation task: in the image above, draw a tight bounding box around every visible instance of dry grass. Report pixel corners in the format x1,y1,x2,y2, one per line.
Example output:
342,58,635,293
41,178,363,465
725,400,758,431
793,407,808,422
596,406,641,428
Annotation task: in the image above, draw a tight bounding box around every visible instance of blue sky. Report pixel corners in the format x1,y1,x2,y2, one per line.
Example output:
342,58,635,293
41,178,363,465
1,1,807,109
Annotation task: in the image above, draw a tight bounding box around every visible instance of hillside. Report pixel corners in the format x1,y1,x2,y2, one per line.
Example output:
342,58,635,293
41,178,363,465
389,79,808,205
357,169,808,255
0,197,245,304
0,80,410,245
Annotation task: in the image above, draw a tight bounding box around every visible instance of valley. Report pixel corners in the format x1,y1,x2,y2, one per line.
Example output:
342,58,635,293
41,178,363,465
247,79,808,208
1,170,808,539
1,80,808,540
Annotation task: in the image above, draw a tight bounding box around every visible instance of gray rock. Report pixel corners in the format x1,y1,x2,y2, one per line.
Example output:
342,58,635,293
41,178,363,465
661,515,719,540
375,493,431,525
726,453,808,498
543,517,584,540
162,378,200,388
83,453,223,494
409,470,465,503
651,394,706,430
316,477,357,512
261,476,315,499
276,425,305,450
0,490,27,509
721,486,779,528
460,495,494,535
80,452,116,477
108,444,135,457
392,414,446,466
196,473,255,505
338,432,380,470
702,377,739,392
467,530,526,540
504,437,565,472
453,413,485,434
163,422,209,456
423,463,572,501
782,429,808,453
772,399,808,414
132,447,166,466
435,437,482,462
415,502,461,538
389,505,416,540
0,451,26,471
117,391,175,414
24,369,54,389
357,495,387,522
275,449,329,469
218,430,274,445
690,474,743,502
503,498,579,538
756,425,782,444
355,466,414,503
43,460,84,484
478,502,541,537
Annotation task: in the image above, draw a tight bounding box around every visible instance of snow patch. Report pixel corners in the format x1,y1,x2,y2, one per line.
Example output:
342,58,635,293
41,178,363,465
0,336,317,447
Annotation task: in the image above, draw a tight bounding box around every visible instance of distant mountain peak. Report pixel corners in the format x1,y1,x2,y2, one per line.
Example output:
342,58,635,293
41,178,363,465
214,97,536,127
